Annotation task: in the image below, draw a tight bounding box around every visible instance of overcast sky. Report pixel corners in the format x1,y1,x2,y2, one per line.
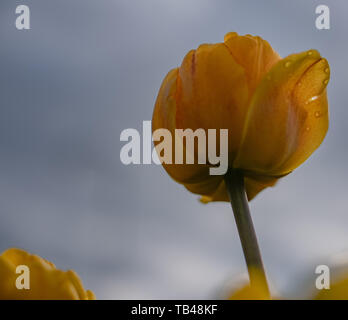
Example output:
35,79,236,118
0,0,348,299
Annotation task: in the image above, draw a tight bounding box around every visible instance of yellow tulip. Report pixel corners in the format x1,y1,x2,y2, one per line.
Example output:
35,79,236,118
228,269,272,300
152,32,330,201
0,248,95,300
315,273,348,300
228,284,271,300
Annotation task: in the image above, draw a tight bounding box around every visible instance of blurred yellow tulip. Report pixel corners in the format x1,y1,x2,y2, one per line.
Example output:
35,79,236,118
0,248,95,300
228,284,271,300
228,269,272,300
152,32,330,201
315,273,348,300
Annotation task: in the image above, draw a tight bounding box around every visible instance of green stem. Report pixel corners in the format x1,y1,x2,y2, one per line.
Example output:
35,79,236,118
224,168,270,296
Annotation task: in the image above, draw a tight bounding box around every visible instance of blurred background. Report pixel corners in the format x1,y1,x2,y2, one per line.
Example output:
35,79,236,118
0,0,347,299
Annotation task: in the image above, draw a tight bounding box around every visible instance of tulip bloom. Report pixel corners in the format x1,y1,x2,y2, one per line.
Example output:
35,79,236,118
226,271,348,300
228,268,272,300
0,248,95,300
315,273,348,300
153,32,330,202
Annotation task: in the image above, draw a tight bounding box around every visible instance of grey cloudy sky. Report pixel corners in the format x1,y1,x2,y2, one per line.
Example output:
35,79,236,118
0,0,347,299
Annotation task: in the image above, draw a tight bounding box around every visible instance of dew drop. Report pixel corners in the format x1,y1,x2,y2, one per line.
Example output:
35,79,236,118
309,96,319,103
307,50,313,56
284,61,291,68
323,79,329,85
305,126,310,132
324,67,330,74
315,111,322,118
305,96,319,105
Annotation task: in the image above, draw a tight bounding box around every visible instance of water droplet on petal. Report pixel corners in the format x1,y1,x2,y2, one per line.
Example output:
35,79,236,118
284,61,291,68
307,50,313,56
315,111,322,118
323,79,329,85
305,96,319,105
324,67,330,74
305,126,310,132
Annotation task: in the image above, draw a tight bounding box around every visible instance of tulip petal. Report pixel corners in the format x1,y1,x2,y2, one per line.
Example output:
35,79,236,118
235,50,330,176
224,32,281,93
176,43,250,162
199,174,279,203
152,68,212,185
153,43,251,200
